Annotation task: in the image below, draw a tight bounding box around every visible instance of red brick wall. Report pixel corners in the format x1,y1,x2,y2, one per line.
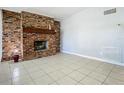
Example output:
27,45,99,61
2,10,22,61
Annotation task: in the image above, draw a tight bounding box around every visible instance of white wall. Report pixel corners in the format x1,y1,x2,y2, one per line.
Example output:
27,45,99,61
61,7,124,65
0,9,2,61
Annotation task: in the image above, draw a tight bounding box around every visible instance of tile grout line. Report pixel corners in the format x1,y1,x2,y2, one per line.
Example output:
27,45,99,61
103,66,124,83
21,62,36,85
48,67,79,84
101,65,115,85
43,67,62,85
25,61,59,85
75,63,103,84
66,65,95,84
9,62,17,85
85,63,109,84
8,62,13,85
47,66,73,84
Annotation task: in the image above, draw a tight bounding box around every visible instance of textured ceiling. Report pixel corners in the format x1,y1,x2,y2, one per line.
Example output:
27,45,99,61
1,7,86,20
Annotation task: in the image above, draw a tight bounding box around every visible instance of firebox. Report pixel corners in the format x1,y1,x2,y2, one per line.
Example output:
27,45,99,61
34,41,47,51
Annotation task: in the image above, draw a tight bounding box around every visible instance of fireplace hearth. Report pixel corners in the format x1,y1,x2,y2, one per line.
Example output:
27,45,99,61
34,41,47,51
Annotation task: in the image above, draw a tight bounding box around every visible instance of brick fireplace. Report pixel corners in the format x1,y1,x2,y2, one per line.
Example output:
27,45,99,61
2,10,60,62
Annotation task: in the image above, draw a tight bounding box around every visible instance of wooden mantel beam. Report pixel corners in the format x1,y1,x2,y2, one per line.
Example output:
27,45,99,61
23,27,56,34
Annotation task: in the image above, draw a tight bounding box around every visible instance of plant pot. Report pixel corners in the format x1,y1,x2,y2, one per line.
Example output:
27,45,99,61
13,55,19,63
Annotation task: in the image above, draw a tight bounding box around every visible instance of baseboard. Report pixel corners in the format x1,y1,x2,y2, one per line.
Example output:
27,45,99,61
61,50,124,66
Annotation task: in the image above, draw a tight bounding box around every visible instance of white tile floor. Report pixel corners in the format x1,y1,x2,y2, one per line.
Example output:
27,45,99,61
0,53,124,85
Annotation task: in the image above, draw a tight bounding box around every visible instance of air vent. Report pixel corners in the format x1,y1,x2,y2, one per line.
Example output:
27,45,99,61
104,8,116,15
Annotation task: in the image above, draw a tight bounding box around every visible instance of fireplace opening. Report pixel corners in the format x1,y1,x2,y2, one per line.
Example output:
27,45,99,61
34,41,47,51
